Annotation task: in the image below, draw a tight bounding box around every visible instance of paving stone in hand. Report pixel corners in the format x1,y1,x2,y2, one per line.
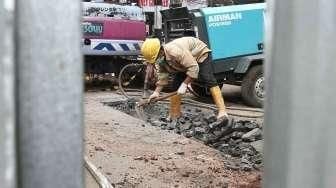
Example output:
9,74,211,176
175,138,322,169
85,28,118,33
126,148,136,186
204,114,216,124
208,121,226,129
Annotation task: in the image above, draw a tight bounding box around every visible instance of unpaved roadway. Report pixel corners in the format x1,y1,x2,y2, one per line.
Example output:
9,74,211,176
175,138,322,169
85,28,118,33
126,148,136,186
85,85,263,188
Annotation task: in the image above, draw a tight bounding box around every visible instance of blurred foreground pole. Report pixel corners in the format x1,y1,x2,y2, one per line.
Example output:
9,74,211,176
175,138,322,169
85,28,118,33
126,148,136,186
264,0,336,188
16,0,83,188
0,0,16,188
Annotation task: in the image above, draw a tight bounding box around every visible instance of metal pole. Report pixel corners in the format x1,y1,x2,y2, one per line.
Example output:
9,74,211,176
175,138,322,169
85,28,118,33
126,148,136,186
16,0,83,188
0,0,16,188
264,0,336,188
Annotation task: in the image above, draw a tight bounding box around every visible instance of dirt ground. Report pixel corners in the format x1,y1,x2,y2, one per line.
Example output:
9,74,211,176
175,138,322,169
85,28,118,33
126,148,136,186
84,85,263,188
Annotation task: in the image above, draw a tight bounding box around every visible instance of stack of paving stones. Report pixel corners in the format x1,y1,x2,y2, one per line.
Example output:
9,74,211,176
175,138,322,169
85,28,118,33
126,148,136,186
107,99,263,171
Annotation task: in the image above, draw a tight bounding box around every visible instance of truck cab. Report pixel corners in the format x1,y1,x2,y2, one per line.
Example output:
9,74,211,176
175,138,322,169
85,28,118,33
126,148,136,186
82,2,146,83
161,3,265,107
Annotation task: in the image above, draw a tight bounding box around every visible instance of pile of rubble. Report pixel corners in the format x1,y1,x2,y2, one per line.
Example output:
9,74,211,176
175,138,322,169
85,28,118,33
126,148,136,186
106,100,263,171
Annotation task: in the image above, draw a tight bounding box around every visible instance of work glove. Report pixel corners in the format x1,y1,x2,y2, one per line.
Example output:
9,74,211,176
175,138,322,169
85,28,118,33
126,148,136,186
149,91,160,101
177,82,188,95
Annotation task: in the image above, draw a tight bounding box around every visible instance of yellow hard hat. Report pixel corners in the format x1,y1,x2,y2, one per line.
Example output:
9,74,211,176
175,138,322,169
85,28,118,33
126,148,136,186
141,38,161,64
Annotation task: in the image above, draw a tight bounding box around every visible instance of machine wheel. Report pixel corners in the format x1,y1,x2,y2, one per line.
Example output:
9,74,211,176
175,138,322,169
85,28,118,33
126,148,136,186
190,83,224,98
241,65,264,108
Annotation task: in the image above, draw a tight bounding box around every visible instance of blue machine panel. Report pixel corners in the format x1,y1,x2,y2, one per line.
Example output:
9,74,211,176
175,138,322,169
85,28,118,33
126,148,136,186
201,3,265,60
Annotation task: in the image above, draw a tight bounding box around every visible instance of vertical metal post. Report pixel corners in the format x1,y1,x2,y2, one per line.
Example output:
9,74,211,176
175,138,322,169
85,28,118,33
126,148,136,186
264,0,336,188
16,0,83,188
0,0,16,188
154,6,162,30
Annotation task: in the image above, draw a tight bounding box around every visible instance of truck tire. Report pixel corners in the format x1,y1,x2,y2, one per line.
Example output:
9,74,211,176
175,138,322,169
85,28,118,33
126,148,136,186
241,65,264,108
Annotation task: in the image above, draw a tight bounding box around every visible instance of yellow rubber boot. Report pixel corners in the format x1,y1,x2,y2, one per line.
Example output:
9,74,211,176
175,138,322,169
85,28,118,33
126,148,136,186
169,95,182,120
210,86,229,121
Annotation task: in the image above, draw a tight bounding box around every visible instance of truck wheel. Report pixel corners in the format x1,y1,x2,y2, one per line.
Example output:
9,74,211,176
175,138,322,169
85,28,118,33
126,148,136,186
190,83,223,98
241,65,264,108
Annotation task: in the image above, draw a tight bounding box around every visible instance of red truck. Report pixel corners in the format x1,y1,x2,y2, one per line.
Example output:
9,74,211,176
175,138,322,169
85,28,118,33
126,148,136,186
82,2,146,85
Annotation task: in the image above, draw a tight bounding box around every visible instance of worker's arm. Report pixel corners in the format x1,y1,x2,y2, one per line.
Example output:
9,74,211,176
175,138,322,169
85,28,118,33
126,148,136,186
177,76,193,95
155,60,169,87
154,85,163,93
149,63,169,100
183,76,193,85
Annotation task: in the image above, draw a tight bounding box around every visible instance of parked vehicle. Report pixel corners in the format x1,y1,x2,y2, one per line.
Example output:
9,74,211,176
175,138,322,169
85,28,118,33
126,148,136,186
82,2,146,84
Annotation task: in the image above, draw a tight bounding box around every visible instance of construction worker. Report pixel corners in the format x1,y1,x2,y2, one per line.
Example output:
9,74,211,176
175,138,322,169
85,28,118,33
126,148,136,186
141,37,229,122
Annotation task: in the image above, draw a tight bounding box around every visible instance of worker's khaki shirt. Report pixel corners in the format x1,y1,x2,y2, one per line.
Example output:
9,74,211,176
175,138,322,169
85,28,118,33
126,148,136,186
157,37,211,86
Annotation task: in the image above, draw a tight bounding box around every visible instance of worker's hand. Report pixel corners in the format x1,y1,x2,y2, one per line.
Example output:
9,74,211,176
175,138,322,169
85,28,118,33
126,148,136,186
177,82,188,95
149,91,160,101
